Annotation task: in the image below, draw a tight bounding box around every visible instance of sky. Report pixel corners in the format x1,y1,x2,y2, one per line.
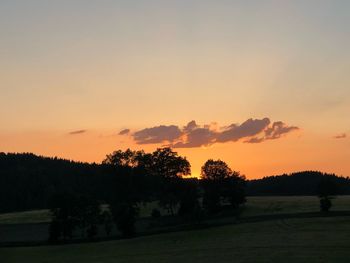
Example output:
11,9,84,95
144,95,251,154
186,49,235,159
1,0,350,178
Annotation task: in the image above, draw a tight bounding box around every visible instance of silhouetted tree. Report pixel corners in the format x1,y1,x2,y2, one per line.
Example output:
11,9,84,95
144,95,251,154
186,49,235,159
201,159,230,213
222,172,246,208
49,193,80,241
111,202,139,238
103,149,140,168
150,148,191,179
318,177,337,212
101,210,113,236
151,208,161,218
48,193,102,241
178,179,200,217
77,196,101,239
201,159,232,181
48,219,61,242
201,159,246,214
151,148,191,215
320,197,332,212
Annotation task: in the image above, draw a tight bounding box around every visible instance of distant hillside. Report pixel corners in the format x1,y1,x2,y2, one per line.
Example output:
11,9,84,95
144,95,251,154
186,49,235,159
246,171,350,196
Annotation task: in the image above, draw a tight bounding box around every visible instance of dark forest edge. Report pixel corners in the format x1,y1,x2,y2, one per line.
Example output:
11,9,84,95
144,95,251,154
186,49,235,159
0,150,346,242
1,150,349,214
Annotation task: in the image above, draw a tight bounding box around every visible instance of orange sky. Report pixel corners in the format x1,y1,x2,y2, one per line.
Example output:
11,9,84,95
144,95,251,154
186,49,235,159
1,128,349,179
1,1,350,178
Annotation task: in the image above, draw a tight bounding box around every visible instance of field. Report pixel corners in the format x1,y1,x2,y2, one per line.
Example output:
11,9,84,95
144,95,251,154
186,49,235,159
1,196,350,263
242,195,350,216
1,216,350,263
1,195,350,225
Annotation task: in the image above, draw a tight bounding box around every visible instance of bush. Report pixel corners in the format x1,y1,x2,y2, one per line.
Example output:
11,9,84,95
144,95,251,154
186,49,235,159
151,208,161,218
48,219,61,242
320,197,332,212
111,202,139,238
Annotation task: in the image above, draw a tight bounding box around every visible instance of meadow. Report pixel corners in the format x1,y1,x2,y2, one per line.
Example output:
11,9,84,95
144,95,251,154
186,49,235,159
1,196,350,262
1,195,350,225
1,216,350,263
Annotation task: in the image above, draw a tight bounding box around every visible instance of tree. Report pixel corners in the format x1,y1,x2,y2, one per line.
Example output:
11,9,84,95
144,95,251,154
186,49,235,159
151,147,191,179
178,179,201,218
48,219,61,242
101,210,113,236
318,178,337,212
201,159,246,214
48,193,80,241
201,159,230,213
103,149,139,167
76,196,101,239
151,148,191,215
48,193,102,241
201,159,232,181
111,202,139,238
222,171,246,208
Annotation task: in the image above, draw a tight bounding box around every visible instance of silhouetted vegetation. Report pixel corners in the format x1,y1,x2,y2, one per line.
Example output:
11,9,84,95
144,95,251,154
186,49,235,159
101,210,113,236
318,177,338,212
111,202,138,238
2,153,349,216
2,151,350,243
48,193,102,242
201,159,246,214
246,171,350,196
0,153,113,213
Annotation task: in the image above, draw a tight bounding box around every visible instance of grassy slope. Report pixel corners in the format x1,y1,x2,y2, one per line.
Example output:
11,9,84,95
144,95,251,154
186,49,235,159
1,216,350,263
242,195,350,216
1,196,349,225
0,210,51,224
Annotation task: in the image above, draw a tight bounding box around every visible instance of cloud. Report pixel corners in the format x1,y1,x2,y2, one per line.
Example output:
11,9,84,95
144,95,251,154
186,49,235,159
118,129,130,135
244,137,265,144
173,127,217,148
217,118,270,143
264,121,299,140
334,133,347,139
122,118,299,148
244,121,299,143
183,120,199,132
133,125,182,144
68,130,87,135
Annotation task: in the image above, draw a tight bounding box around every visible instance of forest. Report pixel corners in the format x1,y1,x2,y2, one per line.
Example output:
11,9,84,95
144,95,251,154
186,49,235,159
1,151,349,214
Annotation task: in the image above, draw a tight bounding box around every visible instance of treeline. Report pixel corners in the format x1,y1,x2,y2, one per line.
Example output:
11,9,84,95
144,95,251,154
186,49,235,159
45,148,246,240
247,171,350,196
0,153,114,213
0,152,348,214
0,150,245,215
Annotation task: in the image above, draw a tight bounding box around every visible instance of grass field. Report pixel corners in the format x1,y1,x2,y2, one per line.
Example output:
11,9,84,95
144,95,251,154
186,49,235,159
1,216,350,263
0,210,51,225
242,195,350,217
1,196,349,225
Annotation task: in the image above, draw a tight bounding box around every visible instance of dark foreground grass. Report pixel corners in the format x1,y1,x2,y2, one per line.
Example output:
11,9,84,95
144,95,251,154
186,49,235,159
1,216,350,263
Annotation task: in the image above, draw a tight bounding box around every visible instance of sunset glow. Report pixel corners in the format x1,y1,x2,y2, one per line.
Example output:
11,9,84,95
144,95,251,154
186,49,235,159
1,0,350,179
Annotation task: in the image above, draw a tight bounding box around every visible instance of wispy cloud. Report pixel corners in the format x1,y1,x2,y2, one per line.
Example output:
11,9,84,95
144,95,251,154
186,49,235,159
246,121,299,143
68,130,87,135
120,118,299,148
118,129,130,135
334,133,347,139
